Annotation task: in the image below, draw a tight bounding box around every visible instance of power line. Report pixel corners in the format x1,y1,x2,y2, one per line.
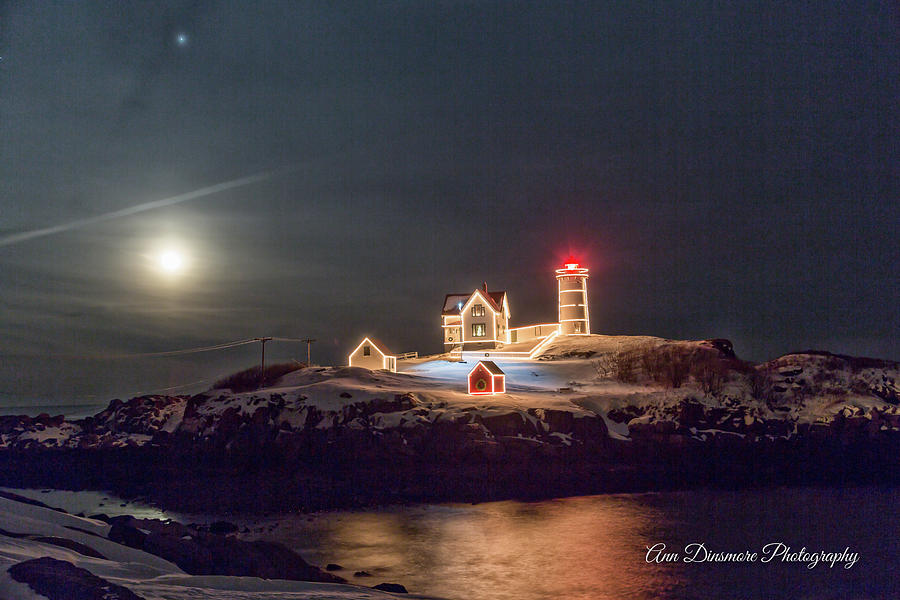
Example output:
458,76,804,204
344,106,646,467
272,337,316,365
130,378,212,397
11,336,316,361
40,338,259,360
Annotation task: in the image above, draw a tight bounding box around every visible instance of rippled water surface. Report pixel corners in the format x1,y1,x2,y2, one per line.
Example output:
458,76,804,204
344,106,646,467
246,486,899,600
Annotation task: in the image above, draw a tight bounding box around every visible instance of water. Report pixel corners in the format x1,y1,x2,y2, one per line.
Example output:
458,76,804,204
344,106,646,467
7,485,897,598
0,403,107,419
241,487,899,600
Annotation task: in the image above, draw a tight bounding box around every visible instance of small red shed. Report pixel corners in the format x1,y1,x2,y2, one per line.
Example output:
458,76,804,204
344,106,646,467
468,360,506,395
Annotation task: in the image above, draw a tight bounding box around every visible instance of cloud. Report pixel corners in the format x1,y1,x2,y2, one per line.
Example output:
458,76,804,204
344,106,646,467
0,171,272,247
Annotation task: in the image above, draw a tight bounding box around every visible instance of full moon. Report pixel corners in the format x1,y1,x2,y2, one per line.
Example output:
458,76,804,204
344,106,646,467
156,249,186,274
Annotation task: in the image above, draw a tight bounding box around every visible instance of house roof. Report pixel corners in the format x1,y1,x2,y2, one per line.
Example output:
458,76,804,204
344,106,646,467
442,290,506,315
442,294,471,315
354,336,393,357
469,360,505,376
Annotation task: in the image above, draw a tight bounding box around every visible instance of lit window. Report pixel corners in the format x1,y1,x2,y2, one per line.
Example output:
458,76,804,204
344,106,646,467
472,323,486,337
574,322,582,333
472,304,485,317
363,345,371,356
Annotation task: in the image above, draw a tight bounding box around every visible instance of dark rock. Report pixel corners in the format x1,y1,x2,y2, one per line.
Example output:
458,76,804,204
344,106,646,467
678,400,706,429
208,520,239,535
355,570,373,577
143,530,213,573
704,338,736,359
31,536,106,559
477,412,536,437
8,557,144,600
340,392,352,398
0,490,56,509
108,522,147,549
571,414,609,443
373,582,408,593
529,408,574,433
606,406,643,423
325,563,344,571
871,384,899,405
136,525,345,584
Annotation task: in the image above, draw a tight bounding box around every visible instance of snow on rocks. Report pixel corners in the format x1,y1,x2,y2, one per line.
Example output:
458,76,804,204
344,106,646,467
0,492,431,600
1,337,897,452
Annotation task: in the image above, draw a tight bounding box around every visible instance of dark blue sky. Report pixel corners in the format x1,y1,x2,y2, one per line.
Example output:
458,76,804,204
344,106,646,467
1,1,897,405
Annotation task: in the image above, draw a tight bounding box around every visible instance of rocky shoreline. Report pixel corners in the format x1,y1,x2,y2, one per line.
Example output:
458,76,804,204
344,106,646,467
0,490,412,599
1,338,897,513
1,423,898,515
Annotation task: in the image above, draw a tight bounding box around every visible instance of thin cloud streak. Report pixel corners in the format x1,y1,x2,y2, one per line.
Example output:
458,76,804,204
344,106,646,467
0,171,272,248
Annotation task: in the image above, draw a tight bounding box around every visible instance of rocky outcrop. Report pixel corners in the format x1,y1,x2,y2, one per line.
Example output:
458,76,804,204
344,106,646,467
373,582,408,593
0,346,897,512
104,516,345,584
8,557,144,600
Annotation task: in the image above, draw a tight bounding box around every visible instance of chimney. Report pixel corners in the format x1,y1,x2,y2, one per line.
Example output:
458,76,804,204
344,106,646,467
482,281,488,292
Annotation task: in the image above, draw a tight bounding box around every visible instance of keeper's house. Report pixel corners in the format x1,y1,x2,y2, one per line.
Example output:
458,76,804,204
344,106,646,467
441,260,590,359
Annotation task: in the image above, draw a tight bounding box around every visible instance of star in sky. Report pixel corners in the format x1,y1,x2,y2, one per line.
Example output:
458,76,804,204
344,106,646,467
174,32,189,47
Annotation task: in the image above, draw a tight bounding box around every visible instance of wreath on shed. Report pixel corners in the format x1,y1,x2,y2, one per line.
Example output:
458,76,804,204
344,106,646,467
475,378,488,391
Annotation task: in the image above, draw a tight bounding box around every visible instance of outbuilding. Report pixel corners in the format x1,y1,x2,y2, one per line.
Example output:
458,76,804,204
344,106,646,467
348,337,397,372
467,360,506,395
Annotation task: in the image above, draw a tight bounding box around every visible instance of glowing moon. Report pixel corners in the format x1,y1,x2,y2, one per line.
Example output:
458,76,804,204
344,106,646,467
156,248,186,274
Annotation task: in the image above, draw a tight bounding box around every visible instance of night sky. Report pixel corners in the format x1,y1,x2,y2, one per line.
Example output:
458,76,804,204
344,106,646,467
1,2,897,406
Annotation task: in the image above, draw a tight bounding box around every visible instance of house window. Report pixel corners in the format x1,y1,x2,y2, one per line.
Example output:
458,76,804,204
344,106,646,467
574,322,582,333
363,345,371,356
472,304,485,317
472,323,486,337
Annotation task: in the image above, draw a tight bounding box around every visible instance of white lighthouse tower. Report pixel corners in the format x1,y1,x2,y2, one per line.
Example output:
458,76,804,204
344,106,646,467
556,259,590,335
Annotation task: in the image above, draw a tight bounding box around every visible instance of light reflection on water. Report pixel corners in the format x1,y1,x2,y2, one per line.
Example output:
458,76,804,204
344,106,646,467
247,487,899,600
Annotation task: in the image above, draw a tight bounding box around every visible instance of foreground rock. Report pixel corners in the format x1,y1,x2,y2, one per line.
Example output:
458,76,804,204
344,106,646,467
9,556,144,600
106,515,345,583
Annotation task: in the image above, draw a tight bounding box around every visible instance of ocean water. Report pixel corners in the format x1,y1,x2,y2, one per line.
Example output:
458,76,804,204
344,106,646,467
242,486,899,600
0,403,107,419
6,485,897,599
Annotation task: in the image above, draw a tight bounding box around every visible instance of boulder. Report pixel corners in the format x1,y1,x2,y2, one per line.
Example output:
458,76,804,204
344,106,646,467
373,582,408,593
138,528,345,584
31,536,106,559
108,522,147,549
476,412,536,437
208,520,239,535
143,531,214,573
529,408,574,433
8,557,144,600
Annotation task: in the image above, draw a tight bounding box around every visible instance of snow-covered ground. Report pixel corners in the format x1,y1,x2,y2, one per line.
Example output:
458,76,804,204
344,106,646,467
1,335,897,450
0,491,437,599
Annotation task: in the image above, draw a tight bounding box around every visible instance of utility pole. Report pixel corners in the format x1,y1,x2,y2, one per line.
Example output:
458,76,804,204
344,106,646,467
254,337,272,389
299,337,316,366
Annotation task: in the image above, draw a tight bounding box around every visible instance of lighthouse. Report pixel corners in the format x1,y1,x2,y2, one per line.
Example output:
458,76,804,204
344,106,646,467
556,259,590,335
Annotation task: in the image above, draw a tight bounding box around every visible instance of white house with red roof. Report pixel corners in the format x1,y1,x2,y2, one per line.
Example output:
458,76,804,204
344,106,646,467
441,260,591,359
441,282,510,353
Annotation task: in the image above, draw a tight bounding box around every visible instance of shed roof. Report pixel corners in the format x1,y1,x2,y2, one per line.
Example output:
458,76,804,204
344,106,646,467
354,336,393,356
469,360,505,376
